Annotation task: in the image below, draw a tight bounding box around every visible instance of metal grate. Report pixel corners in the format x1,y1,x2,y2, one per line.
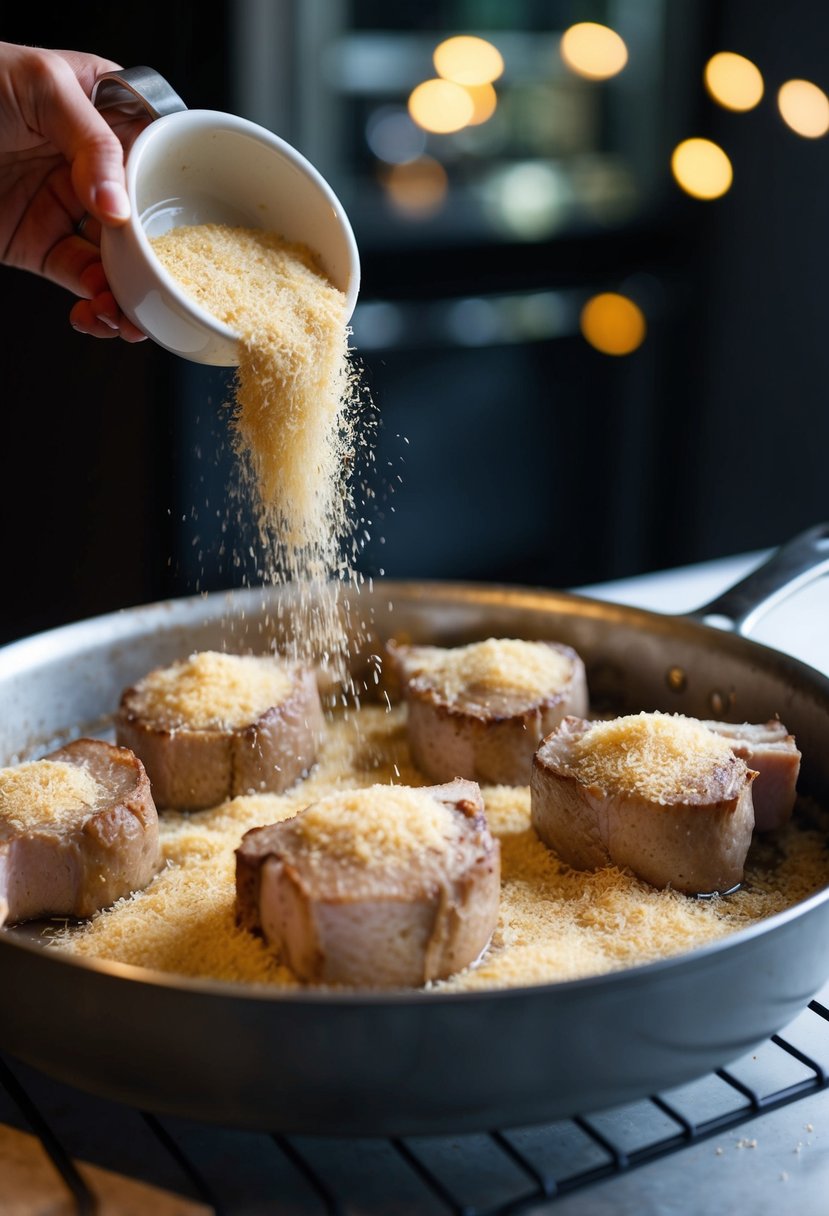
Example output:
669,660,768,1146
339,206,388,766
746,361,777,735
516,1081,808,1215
1,995,827,1215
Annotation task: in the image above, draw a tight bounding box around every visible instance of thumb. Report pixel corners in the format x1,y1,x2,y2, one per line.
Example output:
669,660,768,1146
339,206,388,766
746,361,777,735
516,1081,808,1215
33,55,131,226
73,137,132,228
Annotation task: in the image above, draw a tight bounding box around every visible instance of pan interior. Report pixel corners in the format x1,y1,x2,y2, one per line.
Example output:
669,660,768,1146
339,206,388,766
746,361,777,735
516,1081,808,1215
2,579,828,998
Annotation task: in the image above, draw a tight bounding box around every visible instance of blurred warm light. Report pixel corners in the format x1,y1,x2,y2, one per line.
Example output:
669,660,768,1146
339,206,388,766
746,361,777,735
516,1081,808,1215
366,106,427,164
560,23,628,81
778,79,829,137
463,82,498,126
381,157,449,218
580,293,646,356
704,52,764,111
671,138,733,199
408,79,475,133
434,35,504,86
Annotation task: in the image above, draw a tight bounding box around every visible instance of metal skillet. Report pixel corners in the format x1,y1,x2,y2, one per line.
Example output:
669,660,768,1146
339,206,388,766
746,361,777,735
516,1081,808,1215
0,524,828,1137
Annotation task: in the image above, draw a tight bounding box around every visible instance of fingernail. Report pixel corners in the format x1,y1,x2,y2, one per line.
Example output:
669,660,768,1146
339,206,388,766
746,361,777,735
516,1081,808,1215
97,314,120,331
95,180,131,222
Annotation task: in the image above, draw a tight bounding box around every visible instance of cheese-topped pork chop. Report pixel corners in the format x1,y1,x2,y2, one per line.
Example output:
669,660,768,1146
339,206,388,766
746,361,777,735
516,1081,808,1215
0,738,161,926
115,651,325,811
235,778,500,987
387,637,588,786
531,712,756,895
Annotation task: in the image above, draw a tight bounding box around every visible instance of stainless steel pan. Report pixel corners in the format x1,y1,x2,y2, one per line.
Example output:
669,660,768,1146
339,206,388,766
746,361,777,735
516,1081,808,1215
1,524,828,1136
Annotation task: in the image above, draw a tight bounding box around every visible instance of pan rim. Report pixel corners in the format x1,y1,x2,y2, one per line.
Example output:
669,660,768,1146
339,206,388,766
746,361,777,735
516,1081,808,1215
2,574,827,673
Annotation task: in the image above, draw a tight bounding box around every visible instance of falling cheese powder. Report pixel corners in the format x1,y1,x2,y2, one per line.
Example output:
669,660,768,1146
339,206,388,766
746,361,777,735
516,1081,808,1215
150,223,361,682
54,705,829,991
151,224,350,554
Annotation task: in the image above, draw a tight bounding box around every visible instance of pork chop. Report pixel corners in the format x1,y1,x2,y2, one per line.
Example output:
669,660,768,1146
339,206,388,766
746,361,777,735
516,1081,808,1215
235,778,500,987
531,713,756,895
115,651,325,811
0,738,161,926
387,637,589,785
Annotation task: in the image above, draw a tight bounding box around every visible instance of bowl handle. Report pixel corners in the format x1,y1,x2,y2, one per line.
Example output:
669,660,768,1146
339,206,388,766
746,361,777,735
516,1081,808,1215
91,66,188,120
687,522,829,636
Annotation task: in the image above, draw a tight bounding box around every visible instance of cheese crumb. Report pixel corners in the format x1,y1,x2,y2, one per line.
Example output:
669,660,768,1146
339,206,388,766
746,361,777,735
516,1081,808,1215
126,652,294,730
0,760,103,831
570,712,738,803
296,785,456,864
408,639,572,704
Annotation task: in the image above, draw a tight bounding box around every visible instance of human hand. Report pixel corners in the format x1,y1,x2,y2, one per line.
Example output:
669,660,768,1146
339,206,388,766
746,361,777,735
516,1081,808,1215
0,41,147,341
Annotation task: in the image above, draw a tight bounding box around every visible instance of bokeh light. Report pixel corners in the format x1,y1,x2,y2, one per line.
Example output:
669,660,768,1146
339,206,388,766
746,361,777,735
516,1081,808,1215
408,78,475,133
482,161,572,240
777,79,829,137
560,23,628,81
381,157,449,218
704,52,764,111
671,138,733,200
463,82,498,126
433,35,504,86
366,106,427,164
580,293,646,356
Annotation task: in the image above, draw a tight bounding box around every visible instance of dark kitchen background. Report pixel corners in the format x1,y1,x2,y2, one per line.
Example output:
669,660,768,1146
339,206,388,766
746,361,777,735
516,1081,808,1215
2,0,828,646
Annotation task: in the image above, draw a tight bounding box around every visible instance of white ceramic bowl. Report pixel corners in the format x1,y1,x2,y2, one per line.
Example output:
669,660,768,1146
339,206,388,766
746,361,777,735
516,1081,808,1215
101,109,361,365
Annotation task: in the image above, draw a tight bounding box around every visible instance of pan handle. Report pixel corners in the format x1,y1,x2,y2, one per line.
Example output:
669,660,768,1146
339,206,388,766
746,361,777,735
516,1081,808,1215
687,522,829,636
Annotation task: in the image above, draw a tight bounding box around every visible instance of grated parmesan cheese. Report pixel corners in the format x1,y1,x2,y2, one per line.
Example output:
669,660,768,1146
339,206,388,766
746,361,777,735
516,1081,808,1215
125,652,294,731
150,224,350,550
295,785,455,865
53,705,829,991
569,712,737,804
409,638,572,703
0,760,103,832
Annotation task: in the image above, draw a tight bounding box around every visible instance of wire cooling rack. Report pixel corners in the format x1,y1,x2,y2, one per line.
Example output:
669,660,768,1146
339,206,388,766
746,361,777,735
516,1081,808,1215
0,991,827,1215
